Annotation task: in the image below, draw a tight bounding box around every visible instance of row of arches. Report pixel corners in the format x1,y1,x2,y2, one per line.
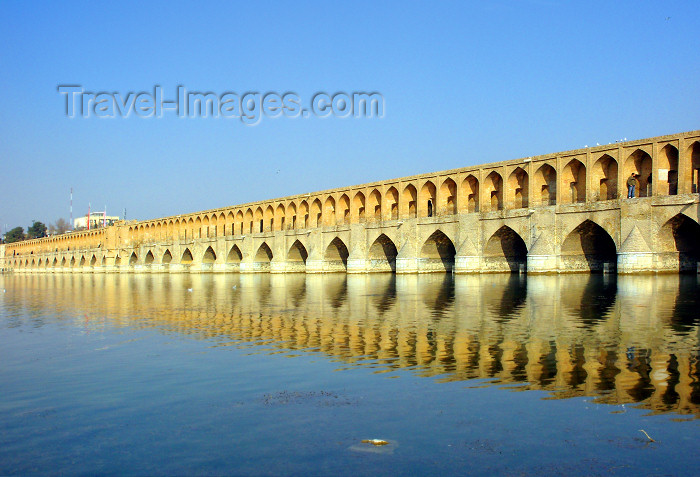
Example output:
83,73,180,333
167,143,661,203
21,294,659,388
7,139,699,265
10,213,700,274
124,142,700,245
7,229,105,255
13,213,699,274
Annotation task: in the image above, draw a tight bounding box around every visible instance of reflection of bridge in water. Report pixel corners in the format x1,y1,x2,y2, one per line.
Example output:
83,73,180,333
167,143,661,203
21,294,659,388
6,273,700,417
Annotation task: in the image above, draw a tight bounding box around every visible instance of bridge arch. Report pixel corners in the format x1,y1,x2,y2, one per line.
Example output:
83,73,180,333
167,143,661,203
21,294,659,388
90,255,97,267
402,184,417,218
181,248,193,264
419,181,436,217
592,154,618,201
507,167,529,209
202,246,216,264
234,210,243,235
386,186,399,219
187,218,194,240
337,194,350,224
323,196,336,226
162,249,172,264
252,207,263,233
227,244,242,264
562,158,586,203
206,215,214,238
264,205,274,232
561,220,617,272
274,204,286,231
224,212,233,236
484,171,503,211
419,230,455,272
658,214,700,272
310,199,322,228
461,175,479,213
624,149,652,198
658,144,679,195
217,213,224,236
439,178,457,215
353,191,366,221
129,252,138,266
145,250,155,265
324,237,349,271
287,240,308,272
688,141,700,193
368,233,398,272
484,226,527,272
194,216,202,239
203,215,211,238
533,163,556,206
298,200,309,228
368,189,382,220
286,202,298,229
243,209,252,234
254,242,273,271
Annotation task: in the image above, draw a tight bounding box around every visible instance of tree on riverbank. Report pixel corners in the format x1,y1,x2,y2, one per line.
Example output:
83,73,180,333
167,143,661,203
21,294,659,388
27,221,47,239
5,227,25,243
49,218,70,235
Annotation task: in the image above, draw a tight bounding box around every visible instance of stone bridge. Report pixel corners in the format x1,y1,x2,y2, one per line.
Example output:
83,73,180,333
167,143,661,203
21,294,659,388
3,129,700,274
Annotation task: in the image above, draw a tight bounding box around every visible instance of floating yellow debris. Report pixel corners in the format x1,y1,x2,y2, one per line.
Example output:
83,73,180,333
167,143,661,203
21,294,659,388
361,439,389,446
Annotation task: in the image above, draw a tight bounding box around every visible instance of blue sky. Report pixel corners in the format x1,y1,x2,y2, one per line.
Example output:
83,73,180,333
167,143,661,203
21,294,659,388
1,0,698,231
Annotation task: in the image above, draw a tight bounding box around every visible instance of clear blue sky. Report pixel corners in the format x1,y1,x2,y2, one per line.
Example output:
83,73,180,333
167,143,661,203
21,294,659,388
1,0,698,231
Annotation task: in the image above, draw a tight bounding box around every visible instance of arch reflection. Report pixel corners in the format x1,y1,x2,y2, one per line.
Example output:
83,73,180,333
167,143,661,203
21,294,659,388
3,273,699,417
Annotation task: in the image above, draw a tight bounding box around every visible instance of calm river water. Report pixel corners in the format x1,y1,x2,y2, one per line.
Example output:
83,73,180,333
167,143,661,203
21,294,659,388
1,273,699,475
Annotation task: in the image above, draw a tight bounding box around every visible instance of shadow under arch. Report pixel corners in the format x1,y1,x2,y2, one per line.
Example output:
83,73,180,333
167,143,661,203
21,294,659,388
287,240,308,272
419,230,455,272
202,246,216,264
325,237,349,272
368,234,397,272
227,245,242,263
181,248,193,264
201,246,216,271
254,242,273,272
659,214,700,272
484,226,527,273
561,220,617,272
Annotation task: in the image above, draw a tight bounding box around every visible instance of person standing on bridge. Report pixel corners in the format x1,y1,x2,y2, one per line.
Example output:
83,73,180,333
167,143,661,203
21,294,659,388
627,173,638,198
